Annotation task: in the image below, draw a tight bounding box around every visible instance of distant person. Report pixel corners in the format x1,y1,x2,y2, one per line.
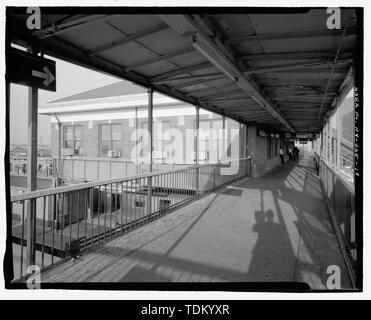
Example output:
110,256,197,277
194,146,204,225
293,146,299,160
286,147,293,160
279,146,285,165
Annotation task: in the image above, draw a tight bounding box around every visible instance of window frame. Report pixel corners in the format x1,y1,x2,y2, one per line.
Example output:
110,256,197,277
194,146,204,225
63,125,83,156
99,123,123,157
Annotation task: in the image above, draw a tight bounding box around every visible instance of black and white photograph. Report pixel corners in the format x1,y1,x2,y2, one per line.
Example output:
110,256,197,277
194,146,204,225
0,1,367,301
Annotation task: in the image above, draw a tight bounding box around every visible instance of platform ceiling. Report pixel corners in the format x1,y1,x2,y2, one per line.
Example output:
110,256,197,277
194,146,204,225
7,8,358,133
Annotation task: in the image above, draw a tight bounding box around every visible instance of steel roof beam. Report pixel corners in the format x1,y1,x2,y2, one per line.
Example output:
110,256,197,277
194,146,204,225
227,28,356,43
283,109,321,112
199,90,245,101
208,97,254,102
88,23,169,55
172,76,226,89
270,92,336,96
232,112,273,118
285,111,321,114
220,108,263,113
261,69,348,75
33,14,113,39
152,72,223,84
223,112,266,117
185,83,236,96
238,51,354,62
159,14,295,131
243,59,352,75
151,62,212,82
273,97,334,102
125,47,195,71
265,88,338,95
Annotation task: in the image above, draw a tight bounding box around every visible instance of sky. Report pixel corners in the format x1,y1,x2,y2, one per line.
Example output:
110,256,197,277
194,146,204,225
9,55,120,145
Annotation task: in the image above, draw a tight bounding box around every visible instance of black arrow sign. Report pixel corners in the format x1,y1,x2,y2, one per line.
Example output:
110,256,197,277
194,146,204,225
6,47,56,92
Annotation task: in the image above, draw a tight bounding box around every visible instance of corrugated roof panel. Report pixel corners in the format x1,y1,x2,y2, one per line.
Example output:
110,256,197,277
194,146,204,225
137,28,188,54
96,40,169,67
259,37,344,53
60,21,123,51
249,10,327,34
134,60,184,78
7,9,358,132
107,15,165,34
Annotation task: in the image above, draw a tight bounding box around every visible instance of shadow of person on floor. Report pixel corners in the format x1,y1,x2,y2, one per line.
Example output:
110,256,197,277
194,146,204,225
246,209,296,282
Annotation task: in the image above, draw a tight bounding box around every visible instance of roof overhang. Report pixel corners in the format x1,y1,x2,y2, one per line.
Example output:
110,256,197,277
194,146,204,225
7,8,359,133
39,92,185,115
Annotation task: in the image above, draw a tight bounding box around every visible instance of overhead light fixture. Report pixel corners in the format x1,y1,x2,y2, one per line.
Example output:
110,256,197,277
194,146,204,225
288,85,305,89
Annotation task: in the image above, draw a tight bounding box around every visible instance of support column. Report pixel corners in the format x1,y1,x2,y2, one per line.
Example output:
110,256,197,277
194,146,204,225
5,60,15,282
57,121,62,184
26,64,38,268
53,114,62,186
248,124,258,178
195,106,200,193
135,107,138,174
147,88,153,216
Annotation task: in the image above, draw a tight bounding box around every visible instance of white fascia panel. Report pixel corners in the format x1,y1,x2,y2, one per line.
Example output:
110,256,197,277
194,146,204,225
49,105,211,123
40,93,183,115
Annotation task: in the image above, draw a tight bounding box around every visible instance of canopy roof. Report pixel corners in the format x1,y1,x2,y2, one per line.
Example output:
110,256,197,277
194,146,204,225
7,8,358,133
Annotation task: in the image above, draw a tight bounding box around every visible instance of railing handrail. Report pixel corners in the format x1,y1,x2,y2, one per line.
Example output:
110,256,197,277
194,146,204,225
11,157,251,202
52,155,250,164
315,153,355,195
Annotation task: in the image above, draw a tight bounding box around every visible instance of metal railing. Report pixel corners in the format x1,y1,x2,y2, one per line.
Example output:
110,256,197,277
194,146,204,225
57,156,195,182
10,157,251,281
314,154,356,271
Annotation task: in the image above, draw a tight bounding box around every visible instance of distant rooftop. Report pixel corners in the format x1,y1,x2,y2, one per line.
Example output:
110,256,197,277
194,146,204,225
49,81,146,104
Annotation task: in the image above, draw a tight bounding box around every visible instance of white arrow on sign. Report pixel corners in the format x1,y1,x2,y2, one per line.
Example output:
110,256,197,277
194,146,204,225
32,66,55,87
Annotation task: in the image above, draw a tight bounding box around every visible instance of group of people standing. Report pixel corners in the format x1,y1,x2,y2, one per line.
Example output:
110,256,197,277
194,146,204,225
279,145,300,165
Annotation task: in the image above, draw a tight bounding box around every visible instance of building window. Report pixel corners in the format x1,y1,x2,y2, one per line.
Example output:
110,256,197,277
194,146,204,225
99,123,123,157
63,125,83,155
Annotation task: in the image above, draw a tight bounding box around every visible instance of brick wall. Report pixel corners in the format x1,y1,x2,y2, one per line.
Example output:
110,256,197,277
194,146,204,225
50,111,251,178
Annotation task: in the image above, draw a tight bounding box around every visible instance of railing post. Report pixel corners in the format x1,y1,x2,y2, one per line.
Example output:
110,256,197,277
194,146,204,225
84,159,86,180
213,165,216,189
195,106,200,194
147,88,153,216
57,119,62,185
71,158,74,179
97,160,100,180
